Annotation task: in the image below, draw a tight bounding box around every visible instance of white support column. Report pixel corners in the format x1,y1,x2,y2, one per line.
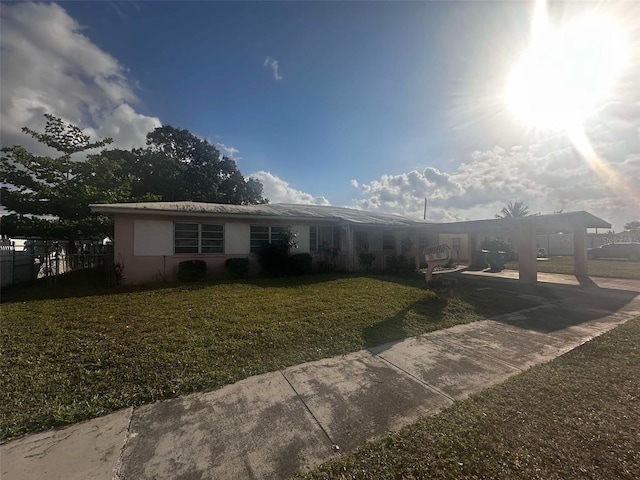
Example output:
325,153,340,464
515,224,537,285
410,230,420,271
573,226,588,277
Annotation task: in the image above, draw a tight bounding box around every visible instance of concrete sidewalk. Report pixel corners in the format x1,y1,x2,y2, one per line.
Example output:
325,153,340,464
3,276,640,480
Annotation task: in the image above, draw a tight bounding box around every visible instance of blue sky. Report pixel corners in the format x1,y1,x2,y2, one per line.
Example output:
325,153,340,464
1,1,639,230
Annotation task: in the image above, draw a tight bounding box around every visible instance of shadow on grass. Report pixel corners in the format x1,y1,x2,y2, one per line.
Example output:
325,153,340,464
362,295,453,351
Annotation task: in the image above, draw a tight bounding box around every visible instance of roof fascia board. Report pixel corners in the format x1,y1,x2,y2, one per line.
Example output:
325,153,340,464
91,205,418,227
92,206,358,225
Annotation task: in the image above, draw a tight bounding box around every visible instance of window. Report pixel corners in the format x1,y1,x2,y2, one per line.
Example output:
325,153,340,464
174,223,223,254
310,226,318,251
201,224,224,253
354,231,368,253
382,229,396,250
309,226,340,251
250,225,288,253
452,237,461,251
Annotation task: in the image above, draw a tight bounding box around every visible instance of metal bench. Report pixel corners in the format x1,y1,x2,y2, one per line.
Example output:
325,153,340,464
423,244,452,282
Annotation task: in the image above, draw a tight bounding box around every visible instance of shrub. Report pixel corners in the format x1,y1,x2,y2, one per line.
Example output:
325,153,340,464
111,261,125,285
358,252,377,271
384,254,414,274
427,275,456,290
319,241,339,272
288,253,313,276
225,257,249,278
256,243,290,277
177,260,207,282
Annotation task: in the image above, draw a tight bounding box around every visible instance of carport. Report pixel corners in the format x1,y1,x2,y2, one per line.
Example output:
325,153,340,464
423,211,611,286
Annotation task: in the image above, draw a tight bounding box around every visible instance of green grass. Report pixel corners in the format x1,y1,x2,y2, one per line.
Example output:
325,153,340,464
505,256,640,279
1,274,544,441
297,316,640,480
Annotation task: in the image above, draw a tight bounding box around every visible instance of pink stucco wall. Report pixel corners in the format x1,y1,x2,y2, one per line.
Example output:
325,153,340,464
114,213,339,284
113,214,250,284
114,213,422,284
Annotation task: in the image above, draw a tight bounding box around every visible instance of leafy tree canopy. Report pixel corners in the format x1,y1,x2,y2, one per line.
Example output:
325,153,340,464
495,200,530,219
119,125,266,205
624,220,640,233
1,114,120,240
1,116,266,241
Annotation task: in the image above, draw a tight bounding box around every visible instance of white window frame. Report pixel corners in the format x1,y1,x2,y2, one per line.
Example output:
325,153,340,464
250,225,288,253
309,226,340,251
382,229,396,251
174,222,224,254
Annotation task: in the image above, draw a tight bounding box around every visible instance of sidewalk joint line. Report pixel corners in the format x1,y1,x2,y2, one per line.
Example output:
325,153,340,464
279,370,339,454
371,354,455,403
428,336,524,372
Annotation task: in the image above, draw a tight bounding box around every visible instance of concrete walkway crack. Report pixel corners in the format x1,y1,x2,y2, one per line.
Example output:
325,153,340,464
112,407,135,480
278,370,339,454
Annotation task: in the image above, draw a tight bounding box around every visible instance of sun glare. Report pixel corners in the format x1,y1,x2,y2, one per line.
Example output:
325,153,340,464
505,5,629,131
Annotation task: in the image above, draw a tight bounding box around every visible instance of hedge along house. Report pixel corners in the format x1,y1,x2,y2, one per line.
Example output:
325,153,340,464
90,202,610,286
90,202,426,284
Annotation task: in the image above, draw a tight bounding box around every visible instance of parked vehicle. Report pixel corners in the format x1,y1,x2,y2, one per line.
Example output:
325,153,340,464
587,243,640,261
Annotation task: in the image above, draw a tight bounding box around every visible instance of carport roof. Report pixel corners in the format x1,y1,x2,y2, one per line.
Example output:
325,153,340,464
421,211,611,234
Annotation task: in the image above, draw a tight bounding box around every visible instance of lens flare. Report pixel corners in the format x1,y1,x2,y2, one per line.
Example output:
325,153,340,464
505,0,637,207
506,2,629,130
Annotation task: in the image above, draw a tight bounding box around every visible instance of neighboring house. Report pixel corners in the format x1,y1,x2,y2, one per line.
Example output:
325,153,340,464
90,202,610,285
90,202,437,284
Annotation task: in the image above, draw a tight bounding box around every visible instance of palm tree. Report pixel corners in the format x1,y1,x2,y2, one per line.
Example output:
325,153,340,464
496,200,530,218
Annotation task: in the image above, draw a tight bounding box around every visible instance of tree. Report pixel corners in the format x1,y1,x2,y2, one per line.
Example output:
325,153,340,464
119,125,266,205
623,221,640,233
495,200,530,219
1,117,267,243
1,114,123,241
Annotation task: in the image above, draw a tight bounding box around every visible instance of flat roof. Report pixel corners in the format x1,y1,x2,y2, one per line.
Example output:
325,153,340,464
90,202,611,232
422,211,611,233
89,202,418,227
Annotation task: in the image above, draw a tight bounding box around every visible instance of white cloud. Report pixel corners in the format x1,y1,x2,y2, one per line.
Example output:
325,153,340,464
217,143,240,157
263,57,283,81
352,136,640,231
0,2,160,154
250,171,330,205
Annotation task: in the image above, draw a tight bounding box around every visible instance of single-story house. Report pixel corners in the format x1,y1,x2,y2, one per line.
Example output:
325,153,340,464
89,202,437,284
90,202,610,285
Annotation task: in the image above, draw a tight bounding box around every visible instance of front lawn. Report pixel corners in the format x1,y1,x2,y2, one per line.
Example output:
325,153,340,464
505,256,640,279
298,315,640,480
1,274,542,440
